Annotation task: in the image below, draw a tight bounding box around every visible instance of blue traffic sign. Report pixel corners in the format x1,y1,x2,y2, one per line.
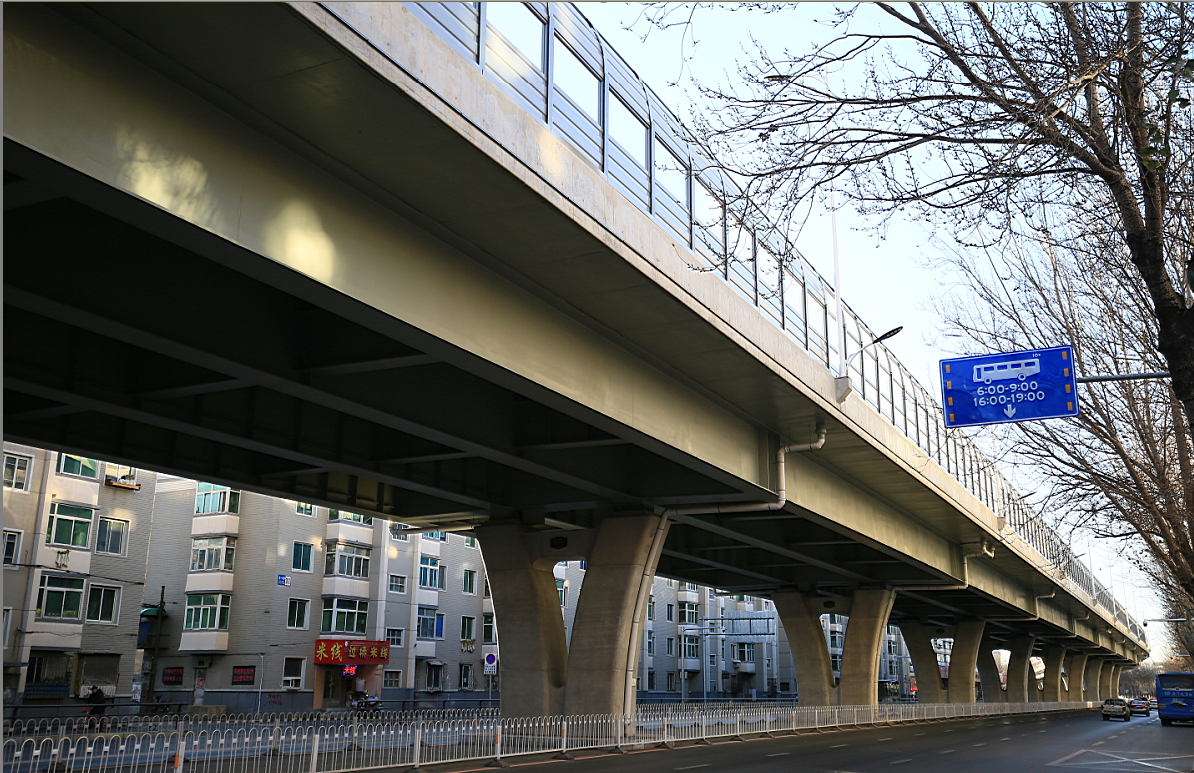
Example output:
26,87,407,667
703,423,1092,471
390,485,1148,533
940,346,1079,428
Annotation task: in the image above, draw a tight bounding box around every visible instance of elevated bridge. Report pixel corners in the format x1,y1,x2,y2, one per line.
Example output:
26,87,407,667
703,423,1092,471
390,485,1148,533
4,2,1145,716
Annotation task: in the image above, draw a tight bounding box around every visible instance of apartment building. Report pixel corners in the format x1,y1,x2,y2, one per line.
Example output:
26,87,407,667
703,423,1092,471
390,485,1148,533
3,445,153,707
4,445,914,711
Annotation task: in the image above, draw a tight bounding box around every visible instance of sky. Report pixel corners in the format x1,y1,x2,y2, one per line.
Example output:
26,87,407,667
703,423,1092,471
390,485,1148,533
577,2,1173,659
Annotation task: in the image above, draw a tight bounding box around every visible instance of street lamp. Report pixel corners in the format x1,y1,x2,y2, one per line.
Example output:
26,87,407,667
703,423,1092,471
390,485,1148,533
834,326,904,403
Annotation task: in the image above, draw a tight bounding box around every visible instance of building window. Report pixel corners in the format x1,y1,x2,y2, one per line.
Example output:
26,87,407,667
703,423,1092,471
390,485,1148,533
329,510,373,525
195,483,239,514
666,604,675,622
3,453,32,491
557,578,567,607
666,671,678,692
293,542,313,572
483,578,491,598
37,575,84,618
419,556,443,589
387,628,404,647
647,595,655,620
389,522,410,541
416,607,443,639
462,569,477,595
287,599,309,629
460,663,474,689
666,637,675,656
679,602,698,625
684,636,700,658
463,535,477,548
709,653,717,666
483,613,495,644
461,615,476,641
46,503,94,548
321,598,367,634
3,608,12,647
389,574,407,593
831,653,842,672
295,502,313,517
104,463,138,486
887,639,898,655
282,657,305,688
57,454,98,479
85,585,120,623
184,594,231,630
647,630,655,656
325,544,370,578
733,642,755,661
94,517,128,556
647,671,657,691
383,670,402,689
191,537,236,571
829,631,844,649
3,531,21,566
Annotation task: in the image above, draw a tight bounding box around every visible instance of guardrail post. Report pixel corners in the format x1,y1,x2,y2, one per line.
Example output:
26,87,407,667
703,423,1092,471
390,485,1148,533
696,706,710,744
485,723,509,768
553,716,573,760
409,720,423,773
307,727,320,773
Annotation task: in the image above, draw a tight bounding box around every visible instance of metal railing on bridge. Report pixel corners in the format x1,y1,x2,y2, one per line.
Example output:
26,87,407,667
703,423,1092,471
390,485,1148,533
320,1,1142,642
2,701,1095,773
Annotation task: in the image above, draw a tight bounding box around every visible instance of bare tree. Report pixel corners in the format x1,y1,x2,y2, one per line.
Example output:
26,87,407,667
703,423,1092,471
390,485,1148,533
643,2,1194,444
931,211,1194,614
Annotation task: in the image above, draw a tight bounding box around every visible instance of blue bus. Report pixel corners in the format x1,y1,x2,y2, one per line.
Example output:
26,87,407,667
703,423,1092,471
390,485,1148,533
1156,672,1194,726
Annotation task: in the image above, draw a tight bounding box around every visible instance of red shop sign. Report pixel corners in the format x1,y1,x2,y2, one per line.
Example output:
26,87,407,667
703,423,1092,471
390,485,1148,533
314,640,390,664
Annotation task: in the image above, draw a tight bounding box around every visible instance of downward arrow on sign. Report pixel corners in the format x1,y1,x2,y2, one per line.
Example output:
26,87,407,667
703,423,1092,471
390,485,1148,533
1003,405,1017,418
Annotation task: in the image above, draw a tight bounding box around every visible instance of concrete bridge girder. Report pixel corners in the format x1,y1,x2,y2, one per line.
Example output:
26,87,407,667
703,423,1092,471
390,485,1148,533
2,0,1145,704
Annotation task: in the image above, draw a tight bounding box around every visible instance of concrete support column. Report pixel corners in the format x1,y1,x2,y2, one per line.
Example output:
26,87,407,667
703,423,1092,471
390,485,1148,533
1005,635,1036,703
1065,653,1089,702
897,620,946,703
976,637,1004,703
838,588,897,706
946,620,985,703
1098,658,1114,700
565,514,668,717
1041,645,1066,702
1108,663,1123,698
1086,658,1105,701
474,523,569,717
772,591,836,707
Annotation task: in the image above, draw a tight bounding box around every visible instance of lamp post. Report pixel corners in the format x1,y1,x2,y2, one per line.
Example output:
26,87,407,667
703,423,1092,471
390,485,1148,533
834,326,904,403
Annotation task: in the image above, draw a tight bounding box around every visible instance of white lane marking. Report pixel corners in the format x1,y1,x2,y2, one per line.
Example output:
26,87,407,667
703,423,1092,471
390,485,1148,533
891,760,912,765
1092,742,1105,746
675,766,711,771
974,743,987,747
943,729,954,733
1000,738,1010,741
915,733,926,736
766,753,790,757
831,744,849,748
940,750,956,754
879,738,893,742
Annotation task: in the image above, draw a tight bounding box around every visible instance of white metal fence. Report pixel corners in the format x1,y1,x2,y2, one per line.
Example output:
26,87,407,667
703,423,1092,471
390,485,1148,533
3,701,1094,773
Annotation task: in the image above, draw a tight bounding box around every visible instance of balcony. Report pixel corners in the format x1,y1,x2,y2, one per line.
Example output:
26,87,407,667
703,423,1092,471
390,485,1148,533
178,630,229,653
185,571,235,594
732,660,756,674
192,513,239,536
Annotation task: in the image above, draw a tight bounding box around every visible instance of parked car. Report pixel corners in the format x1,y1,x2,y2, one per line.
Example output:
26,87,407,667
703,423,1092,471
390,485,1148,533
1149,698,1158,709
1129,699,1150,716
1102,698,1131,721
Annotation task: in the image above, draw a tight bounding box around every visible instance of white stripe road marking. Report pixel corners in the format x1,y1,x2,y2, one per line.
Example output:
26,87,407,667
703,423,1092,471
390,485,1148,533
831,744,849,748
766,753,790,757
974,743,987,747
675,766,711,771
891,759,912,765
1093,742,1105,746
879,738,893,742
940,750,956,754
1001,738,1011,741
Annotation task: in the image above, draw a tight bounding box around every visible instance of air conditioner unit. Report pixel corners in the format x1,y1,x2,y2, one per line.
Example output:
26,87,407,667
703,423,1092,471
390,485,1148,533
282,677,301,689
